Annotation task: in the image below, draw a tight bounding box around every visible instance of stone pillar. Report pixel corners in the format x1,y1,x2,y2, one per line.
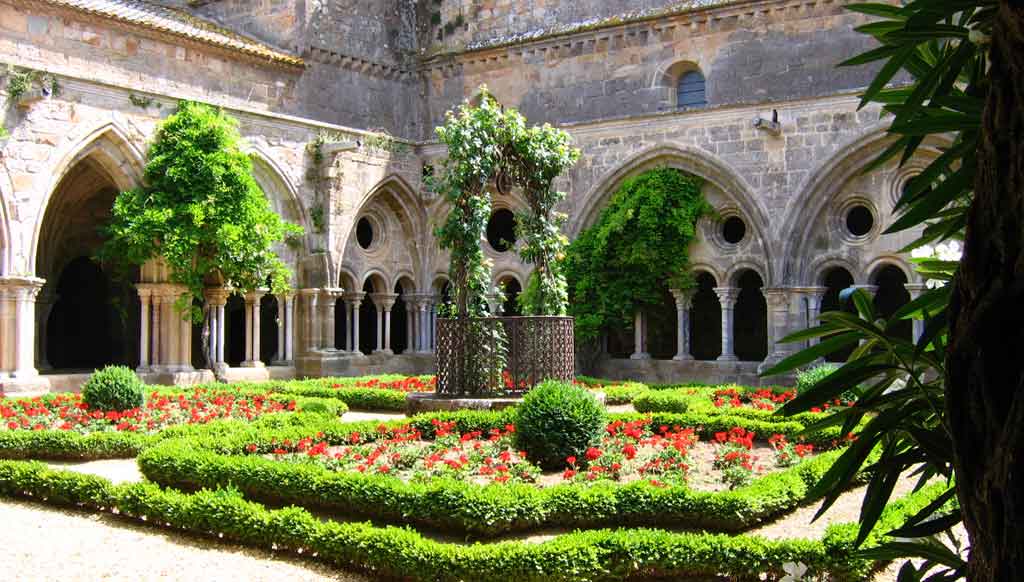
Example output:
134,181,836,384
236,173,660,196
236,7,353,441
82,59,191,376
151,292,164,368
284,293,295,361
298,289,320,354
343,292,365,354
760,288,794,372
405,300,415,352
486,292,502,315
276,294,287,362
204,288,230,368
241,290,266,367
714,287,740,362
137,288,152,371
431,296,440,351
905,283,928,343
630,310,651,360
851,285,878,346
320,288,341,351
0,277,45,384
670,289,693,361
370,293,398,354
34,286,56,372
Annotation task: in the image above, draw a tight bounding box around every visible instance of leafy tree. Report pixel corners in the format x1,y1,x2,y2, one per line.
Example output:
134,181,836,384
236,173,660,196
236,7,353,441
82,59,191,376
765,1,1024,580
100,101,302,372
564,168,711,343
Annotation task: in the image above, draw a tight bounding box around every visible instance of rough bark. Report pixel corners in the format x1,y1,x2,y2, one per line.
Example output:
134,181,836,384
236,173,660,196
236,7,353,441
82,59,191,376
946,2,1024,580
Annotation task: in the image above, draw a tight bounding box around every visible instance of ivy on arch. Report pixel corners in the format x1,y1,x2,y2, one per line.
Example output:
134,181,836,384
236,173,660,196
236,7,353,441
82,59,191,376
564,167,712,342
430,88,581,318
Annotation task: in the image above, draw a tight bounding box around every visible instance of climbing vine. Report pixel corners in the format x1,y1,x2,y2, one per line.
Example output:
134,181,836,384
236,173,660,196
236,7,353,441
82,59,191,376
564,168,712,342
430,87,580,318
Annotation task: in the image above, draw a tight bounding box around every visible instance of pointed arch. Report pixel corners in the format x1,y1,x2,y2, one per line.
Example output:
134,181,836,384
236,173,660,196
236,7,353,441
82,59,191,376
777,123,952,284
247,146,312,249
570,144,768,243
30,122,146,275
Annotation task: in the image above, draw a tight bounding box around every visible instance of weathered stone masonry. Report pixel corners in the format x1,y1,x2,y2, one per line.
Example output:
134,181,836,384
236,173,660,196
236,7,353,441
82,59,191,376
0,0,932,392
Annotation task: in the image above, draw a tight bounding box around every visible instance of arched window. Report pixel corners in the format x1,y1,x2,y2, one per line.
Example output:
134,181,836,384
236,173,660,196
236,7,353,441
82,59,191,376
677,70,707,109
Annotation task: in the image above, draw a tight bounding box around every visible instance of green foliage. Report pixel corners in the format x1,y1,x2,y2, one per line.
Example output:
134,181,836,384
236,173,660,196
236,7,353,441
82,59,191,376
515,381,606,470
99,101,303,322
431,87,580,318
4,66,59,105
795,363,839,394
762,0,993,576
81,365,145,412
564,168,712,341
596,382,649,405
0,458,950,582
632,390,691,414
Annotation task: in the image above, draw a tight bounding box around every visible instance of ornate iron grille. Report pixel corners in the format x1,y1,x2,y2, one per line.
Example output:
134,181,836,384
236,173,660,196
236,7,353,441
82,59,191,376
436,316,575,397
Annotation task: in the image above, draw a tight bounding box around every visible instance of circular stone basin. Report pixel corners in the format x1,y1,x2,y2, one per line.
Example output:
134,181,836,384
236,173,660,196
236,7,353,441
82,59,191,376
406,391,606,415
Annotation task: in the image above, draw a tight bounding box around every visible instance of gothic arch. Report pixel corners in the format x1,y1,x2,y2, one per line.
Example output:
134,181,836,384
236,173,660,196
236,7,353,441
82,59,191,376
725,261,768,288
866,256,916,285
808,256,863,286
571,145,766,241
691,263,723,286
248,146,311,250
30,122,146,275
777,123,951,284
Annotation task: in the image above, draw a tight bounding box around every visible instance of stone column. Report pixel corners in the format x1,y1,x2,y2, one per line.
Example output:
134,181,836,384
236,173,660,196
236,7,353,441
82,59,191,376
486,292,502,315
241,290,266,367
760,288,794,372
137,288,152,371
204,288,230,368
851,285,878,346
0,277,45,383
905,283,928,343
370,293,398,354
405,299,415,352
431,296,440,351
343,292,365,354
34,286,56,372
630,310,651,360
151,292,164,368
714,287,739,362
670,289,693,361
320,288,341,351
802,287,827,346
276,294,287,362
298,289,320,353
284,293,295,361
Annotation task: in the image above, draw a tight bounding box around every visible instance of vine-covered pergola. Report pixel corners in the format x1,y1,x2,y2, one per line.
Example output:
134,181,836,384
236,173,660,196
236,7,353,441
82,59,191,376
431,88,580,396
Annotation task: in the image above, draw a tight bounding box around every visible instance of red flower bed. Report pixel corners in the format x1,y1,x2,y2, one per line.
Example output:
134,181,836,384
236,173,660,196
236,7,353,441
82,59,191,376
710,386,854,412
332,377,436,393
261,418,819,491
0,389,295,434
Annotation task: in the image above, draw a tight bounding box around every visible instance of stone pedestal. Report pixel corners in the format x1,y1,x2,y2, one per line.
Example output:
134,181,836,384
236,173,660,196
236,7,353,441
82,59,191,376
714,287,739,362
0,276,49,394
670,289,693,361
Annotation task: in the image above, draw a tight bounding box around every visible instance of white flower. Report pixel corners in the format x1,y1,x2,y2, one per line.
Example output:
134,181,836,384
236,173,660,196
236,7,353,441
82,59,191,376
911,245,935,259
936,240,963,262
781,561,808,582
926,278,945,289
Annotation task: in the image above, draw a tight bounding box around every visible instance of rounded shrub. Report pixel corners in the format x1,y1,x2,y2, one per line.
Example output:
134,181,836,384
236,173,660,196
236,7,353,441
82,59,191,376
81,365,145,412
515,380,606,470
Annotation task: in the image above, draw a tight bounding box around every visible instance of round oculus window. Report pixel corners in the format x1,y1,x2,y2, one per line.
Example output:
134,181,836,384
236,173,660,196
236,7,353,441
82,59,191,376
722,216,746,245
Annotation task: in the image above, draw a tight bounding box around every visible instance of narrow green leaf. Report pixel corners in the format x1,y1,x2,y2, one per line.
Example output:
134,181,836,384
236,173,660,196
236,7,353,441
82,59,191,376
760,332,862,376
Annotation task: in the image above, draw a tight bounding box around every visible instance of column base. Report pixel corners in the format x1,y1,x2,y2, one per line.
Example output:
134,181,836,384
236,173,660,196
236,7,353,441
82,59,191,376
0,375,51,396
630,352,652,360
717,354,739,362
373,349,394,356
240,361,266,368
672,354,694,362
271,359,294,367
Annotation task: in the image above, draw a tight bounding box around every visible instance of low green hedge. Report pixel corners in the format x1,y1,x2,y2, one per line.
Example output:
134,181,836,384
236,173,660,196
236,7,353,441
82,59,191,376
163,376,418,411
0,458,949,582
598,382,649,405
136,409,855,538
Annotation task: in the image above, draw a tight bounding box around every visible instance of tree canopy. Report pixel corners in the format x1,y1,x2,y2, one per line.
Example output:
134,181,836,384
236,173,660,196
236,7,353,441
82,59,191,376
100,100,302,320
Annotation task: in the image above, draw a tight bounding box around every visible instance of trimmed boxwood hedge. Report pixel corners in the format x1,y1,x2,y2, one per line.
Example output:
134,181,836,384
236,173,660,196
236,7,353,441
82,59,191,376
0,458,949,582
135,409,861,538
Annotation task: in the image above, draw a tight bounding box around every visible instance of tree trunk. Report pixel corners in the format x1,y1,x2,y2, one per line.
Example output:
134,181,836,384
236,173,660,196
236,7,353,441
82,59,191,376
946,2,1024,580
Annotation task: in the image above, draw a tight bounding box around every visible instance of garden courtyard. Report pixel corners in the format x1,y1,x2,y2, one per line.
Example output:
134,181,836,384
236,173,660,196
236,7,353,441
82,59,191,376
0,373,947,581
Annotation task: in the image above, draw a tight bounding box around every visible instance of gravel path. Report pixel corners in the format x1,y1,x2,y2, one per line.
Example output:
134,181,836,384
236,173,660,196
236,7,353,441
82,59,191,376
45,459,144,484
0,498,371,582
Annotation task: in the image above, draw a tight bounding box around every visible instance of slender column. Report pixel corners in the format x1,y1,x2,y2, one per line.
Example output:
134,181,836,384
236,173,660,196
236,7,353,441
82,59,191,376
905,283,928,343
431,296,439,351
12,281,43,378
0,286,12,377
798,287,827,349
760,288,794,372
418,300,430,353
630,310,651,360
204,288,229,367
276,295,287,362
284,294,295,361
152,293,164,368
405,300,415,352
344,298,354,352
216,302,226,364
670,289,694,361
298,289,320,353
370,293,398,354
714,287,740,362
242,290,266,367
178,290,193,371
138,289,152,371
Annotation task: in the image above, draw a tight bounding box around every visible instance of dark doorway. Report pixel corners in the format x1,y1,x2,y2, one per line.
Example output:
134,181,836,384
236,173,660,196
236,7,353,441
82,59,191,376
392,283,409,354
821,267,856,362
335,296,348,350
226,295,245,367
47,257,128,369
501,278,522,316
873,265,912,341
734,270,767,361
647,285,679,360
260,295,279,363
690,271,722,360
360,280,377,354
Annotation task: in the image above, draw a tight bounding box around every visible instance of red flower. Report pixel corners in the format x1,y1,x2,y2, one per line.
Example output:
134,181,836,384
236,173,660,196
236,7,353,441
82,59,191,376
585,447,602,461
566,455,577,466
623,443,637,460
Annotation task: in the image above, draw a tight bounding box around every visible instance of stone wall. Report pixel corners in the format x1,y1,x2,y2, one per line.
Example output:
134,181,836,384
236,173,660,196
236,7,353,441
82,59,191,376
421,0,879,135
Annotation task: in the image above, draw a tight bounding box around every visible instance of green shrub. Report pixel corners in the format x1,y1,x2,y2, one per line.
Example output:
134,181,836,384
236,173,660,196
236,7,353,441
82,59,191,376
599,382,649,405
514,381,606,470
633,390,690,413
81,366,145,411
796,364,838,393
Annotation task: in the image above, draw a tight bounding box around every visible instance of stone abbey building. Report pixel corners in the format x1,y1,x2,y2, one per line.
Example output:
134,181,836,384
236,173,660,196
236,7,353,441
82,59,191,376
0,0,938,393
